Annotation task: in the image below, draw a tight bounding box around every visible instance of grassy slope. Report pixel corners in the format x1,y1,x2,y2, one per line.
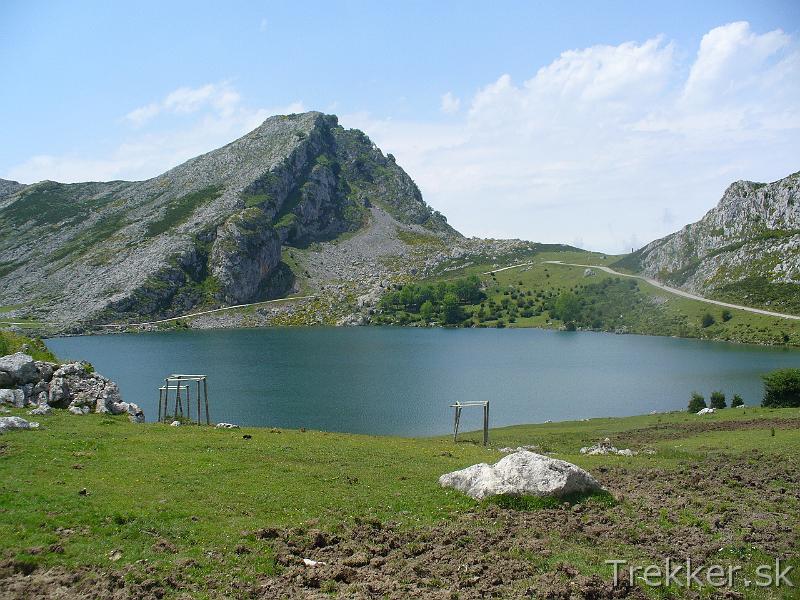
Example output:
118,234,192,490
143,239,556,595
0,330,57,362
411,249,800,346
1,406,798,597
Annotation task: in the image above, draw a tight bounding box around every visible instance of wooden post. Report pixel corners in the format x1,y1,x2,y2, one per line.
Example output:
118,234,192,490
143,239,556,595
483,401,489,446
203,377,210,425
196,380,201,426
453,404,462,442
164,378,169,422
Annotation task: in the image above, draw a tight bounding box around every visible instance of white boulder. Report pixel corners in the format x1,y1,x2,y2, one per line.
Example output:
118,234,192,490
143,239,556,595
29,403,52,416
215,422,239,429
697,407,715,415
0,416,40,434
438,450,603,500
0,353,39,386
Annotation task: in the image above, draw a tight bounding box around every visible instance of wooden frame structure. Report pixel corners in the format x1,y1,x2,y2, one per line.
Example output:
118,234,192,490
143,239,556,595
450,401,490,446
158,374,210,425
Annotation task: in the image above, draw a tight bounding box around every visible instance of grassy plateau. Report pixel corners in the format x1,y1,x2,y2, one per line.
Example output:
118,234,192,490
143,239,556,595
1,404,798,598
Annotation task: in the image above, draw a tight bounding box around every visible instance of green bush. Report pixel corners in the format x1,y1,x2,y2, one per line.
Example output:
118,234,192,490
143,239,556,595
731,394,744,408
721,309,732,322
688,392,706,413
761,368,800,408
709,390,726,409
701,313,716,328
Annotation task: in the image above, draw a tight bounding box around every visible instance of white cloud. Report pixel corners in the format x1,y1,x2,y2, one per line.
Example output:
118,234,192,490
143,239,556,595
259,18,268,32
7,86,303,183
344,23,800,252
123,82,243,127
440,92,461,114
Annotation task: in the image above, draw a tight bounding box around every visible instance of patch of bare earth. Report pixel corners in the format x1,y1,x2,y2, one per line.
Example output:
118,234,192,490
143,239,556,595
1,450,797,599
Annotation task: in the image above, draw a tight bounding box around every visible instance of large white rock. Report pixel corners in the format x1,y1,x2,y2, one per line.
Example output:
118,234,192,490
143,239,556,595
697,407,715,415
438,450,603,500
0,353,38,386
0,416,40,434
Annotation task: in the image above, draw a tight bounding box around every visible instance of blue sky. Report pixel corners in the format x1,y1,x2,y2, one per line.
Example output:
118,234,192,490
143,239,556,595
2,1,798,251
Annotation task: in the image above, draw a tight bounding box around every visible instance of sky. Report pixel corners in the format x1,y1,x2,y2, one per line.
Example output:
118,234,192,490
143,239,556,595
1,1,798,253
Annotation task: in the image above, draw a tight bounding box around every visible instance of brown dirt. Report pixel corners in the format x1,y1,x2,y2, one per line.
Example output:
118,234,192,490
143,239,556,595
615,417,800,445
1,450,797,599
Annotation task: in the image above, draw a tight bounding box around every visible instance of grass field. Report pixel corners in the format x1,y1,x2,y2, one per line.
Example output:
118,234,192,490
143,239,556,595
1,405,798,598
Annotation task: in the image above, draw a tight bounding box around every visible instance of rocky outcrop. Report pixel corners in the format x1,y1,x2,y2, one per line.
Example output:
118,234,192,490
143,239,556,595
210,208,282,304
0,178,25,200
438,450,603,500
0,353,143,421
614,170,800,314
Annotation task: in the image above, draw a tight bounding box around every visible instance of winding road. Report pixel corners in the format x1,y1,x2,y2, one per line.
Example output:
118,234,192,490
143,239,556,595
488,260,800,321
98,295,316,329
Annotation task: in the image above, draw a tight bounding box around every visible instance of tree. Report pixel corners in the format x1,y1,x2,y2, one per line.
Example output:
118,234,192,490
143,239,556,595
688,392,706,413
709,390,726,409
731,394,744,408
701,313,716,328
441,292,463,325
419,300,435,321
762,368,800,408
554,292,581,324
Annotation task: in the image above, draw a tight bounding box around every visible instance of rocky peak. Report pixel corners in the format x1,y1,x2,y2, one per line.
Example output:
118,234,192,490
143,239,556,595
613,170,800,314
0,112,458,328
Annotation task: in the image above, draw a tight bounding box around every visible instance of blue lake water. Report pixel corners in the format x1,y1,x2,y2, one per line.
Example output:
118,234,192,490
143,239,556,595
47,327,800,436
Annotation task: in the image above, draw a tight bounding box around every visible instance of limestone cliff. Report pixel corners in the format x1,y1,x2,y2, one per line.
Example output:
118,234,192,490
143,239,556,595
613,171,800,314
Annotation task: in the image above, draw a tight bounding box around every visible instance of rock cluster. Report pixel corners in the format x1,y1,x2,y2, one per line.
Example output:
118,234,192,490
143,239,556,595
438,450,603,500
579,438,636,456
0,352,143,422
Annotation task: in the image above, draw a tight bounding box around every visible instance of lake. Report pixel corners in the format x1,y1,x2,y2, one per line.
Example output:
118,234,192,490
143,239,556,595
47,327,800,436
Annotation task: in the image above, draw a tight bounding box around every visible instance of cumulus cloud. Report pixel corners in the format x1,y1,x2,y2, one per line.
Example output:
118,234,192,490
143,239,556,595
344,22,800,252
6,84,303,183
123,82,242,126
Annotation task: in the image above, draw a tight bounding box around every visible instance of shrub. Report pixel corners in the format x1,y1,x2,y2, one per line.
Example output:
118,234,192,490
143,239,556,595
731,394,744,408
688,392,706,413
419,300,434,321
701,313,716,328
721,309,732,322
762,368,800,407
709,390,726,409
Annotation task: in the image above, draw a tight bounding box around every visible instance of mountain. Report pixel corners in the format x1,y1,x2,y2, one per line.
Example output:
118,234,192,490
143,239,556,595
613,171,800,314
0,112,459,329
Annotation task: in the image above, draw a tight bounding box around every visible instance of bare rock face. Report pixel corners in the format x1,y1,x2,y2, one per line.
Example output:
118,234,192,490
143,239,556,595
210,208,282,304
438,450,603,500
